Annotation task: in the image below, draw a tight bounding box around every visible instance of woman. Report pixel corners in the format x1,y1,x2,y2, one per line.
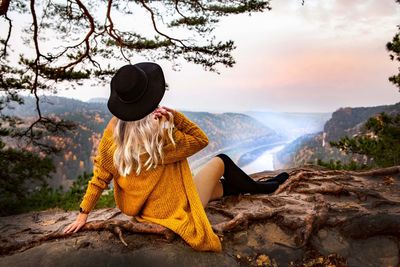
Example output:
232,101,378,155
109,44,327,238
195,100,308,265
62,62,290,252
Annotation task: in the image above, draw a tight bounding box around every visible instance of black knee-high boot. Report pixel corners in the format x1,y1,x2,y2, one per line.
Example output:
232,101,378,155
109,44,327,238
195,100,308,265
215,153,280,196
259,172,290,185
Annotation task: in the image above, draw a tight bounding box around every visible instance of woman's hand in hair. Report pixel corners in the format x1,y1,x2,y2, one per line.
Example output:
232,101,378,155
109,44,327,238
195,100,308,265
63,213,88,234
153,106,175,120
161,106,175,115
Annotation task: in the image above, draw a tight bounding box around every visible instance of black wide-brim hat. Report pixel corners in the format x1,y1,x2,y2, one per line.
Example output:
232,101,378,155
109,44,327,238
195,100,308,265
107,62,166,121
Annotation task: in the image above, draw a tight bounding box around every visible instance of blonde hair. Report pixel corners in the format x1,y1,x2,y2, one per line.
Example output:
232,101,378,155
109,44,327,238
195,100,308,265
112,109,176,176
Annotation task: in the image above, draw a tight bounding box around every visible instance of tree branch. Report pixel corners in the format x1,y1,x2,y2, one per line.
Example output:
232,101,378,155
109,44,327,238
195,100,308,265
0,14,12,59
0,0,10,16
60,0,97,70
138,0,187,47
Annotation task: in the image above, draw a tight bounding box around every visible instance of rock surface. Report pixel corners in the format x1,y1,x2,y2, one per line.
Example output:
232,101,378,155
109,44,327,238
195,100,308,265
1,165,399,267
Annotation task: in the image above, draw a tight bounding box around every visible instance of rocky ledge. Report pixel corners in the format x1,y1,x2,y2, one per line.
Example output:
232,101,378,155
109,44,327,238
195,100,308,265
1,165,399,267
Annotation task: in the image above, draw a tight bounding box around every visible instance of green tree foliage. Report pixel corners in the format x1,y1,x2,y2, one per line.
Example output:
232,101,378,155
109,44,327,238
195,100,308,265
387,0,400,90
0,139,56,215
0,171,115,216
387,26,400,90
329,113,400,168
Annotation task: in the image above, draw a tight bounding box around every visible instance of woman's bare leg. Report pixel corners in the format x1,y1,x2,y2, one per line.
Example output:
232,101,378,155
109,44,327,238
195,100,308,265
193,157,224,208
210,180,223,201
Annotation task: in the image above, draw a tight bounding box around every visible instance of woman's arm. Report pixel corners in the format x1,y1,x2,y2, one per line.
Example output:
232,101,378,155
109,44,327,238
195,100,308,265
160,110,209,165
78,152,114,213
64,118,117,234
79,119,117,213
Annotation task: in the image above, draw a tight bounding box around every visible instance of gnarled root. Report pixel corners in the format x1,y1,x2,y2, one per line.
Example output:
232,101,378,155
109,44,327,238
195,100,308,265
211,206,286,234
0,219,175,255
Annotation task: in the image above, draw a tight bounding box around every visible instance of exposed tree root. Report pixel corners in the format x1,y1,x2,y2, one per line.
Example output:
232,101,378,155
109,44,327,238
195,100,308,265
348,165,400,177
295,184,351,196
294,194,330,248
272,170,315,195
0,219,175,255
210,206,286,234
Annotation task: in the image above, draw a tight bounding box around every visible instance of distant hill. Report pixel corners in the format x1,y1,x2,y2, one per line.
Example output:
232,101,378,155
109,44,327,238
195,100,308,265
2,95,283,190
87,97,108,103
324,102,400,142
275,102,400,168
243,111,332,141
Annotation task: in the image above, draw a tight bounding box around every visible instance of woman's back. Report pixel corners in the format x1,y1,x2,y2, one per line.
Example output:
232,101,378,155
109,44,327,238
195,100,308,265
80,110,222,252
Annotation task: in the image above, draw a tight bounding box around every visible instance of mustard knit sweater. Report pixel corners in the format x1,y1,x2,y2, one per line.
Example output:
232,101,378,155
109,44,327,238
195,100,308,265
79,110,222,252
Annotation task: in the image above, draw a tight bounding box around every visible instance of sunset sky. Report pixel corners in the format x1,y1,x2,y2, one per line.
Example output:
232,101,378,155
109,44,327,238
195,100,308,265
41,0,400,112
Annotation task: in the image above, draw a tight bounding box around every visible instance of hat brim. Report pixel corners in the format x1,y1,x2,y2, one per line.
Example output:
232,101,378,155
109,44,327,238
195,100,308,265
107,62,166,121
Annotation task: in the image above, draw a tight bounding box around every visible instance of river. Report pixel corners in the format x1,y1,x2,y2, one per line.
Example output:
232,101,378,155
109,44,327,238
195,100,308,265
240,144,286,174
191,141,289,176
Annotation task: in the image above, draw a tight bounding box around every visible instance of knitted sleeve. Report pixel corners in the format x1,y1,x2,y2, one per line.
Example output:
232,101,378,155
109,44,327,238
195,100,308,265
160,110,209,165
79,119,117,213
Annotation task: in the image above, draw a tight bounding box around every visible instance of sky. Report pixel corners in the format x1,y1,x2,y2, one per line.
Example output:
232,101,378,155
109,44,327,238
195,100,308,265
13,0,400,113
